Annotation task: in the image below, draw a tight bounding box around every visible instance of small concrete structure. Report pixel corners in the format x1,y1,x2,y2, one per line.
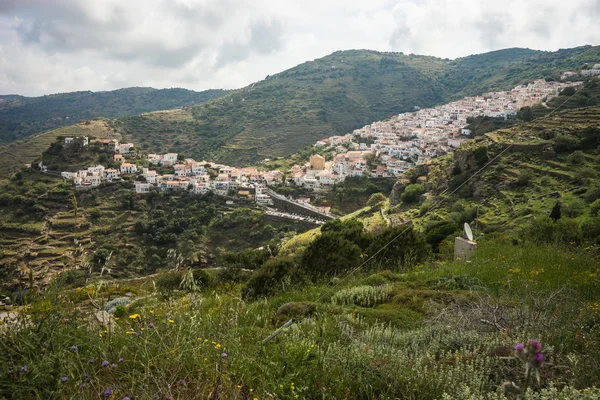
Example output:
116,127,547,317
454,237,477,261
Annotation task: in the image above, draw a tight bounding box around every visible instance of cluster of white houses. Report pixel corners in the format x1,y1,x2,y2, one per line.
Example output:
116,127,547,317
60,76,591,200
295,78,584,181
62,140,284,201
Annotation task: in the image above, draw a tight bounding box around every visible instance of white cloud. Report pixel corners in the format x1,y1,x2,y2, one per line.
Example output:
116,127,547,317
388,0,600,58
0,0,598,96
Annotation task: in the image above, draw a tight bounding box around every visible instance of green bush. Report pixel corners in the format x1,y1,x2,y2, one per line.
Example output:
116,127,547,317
366,225,430,271
155,270,184,296
401,184,425,204
591,199,600,217
567,150,586,165
242,256,300,298
300,232,362,278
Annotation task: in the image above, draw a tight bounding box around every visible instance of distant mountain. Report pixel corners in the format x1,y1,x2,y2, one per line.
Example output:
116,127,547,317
118,45,600,165
0,87,227,144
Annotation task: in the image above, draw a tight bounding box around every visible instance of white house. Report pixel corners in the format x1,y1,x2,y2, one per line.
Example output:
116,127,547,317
134,182,150,193
162,153,178,166
120,163,137,174
117,143,134,154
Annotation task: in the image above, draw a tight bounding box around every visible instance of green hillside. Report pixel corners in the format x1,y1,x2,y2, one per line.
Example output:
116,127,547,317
118,46,600,165
0,87,227,144
2,105,600,399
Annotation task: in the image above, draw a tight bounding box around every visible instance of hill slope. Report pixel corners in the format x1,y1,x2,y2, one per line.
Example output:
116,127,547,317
0,87,227,144
119,46,600,165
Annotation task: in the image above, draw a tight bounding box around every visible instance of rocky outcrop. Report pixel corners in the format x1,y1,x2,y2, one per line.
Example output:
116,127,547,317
389,178,411,206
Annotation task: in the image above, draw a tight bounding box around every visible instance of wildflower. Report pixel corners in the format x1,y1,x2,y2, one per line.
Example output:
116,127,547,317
178,378,187,386
63,318,69,324
168,319,174,323
61,376,68,383
514,343,525,353
123,397,131,400
80,383,87,390
89,359,95,364
114,317,119,321
136,331,143,336
148,323,155,329
532,353,545,368
129,314,140,319
70,345,78,351
119,357,125,362
528,339,542,353
20,366,29,373
221,352,228,359
102,360,110,367
102,388,114,397
83,373,91,382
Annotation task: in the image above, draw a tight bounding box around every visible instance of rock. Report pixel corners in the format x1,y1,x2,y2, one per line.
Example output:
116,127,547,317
389,178,411,206
95,310,116,330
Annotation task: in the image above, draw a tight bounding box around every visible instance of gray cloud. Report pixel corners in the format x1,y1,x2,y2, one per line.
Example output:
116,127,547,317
0,0,598,96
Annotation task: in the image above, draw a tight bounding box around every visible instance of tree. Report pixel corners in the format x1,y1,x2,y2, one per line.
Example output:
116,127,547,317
549,202,561,222
517,106,533,122
367,193,386,209
560,86,576,96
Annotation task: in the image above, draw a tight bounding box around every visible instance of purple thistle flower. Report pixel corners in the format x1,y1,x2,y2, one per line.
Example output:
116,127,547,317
79,383,87,390
532,352,545,367
70,345,78,351
221,352,228,359
123,397,131,400
89,359,95,364
61,376,68,383
178,378,186,386
119,357,125,362
514,343,525,353
102,388,114,397
101,360,110,367
528,339,542,353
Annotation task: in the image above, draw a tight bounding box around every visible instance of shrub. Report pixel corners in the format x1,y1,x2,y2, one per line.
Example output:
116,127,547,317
401,184,425,204
242,256,299,298
526,217,582,245
517,169,534,186
591,199,600,217
562,196,585,218
573,167,598,185
191,268,214,288
567,150,586,165
300,232,362,278
553,134,579,153
155,271,184,296
104,297,132,314
581,218,600,242
366,225,430,271
331,284,393,307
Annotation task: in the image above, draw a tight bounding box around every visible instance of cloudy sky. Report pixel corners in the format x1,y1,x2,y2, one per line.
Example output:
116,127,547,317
1,0,599,96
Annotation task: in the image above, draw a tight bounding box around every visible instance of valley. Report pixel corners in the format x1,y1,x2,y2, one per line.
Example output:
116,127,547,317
1,46,600,400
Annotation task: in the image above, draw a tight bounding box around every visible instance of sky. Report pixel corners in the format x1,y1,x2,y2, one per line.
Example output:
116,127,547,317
1,0,599,96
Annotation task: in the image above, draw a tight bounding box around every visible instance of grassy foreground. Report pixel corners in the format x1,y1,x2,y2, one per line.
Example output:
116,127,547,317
1,240,600,400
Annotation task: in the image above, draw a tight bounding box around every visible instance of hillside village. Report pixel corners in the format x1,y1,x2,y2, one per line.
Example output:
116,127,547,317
53,78,583,210
299,79,583,181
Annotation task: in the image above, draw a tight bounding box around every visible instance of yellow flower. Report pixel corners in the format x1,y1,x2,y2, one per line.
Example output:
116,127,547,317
129,314,140,319
169,319,174,323
149,310,155,314
114,317,119,321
